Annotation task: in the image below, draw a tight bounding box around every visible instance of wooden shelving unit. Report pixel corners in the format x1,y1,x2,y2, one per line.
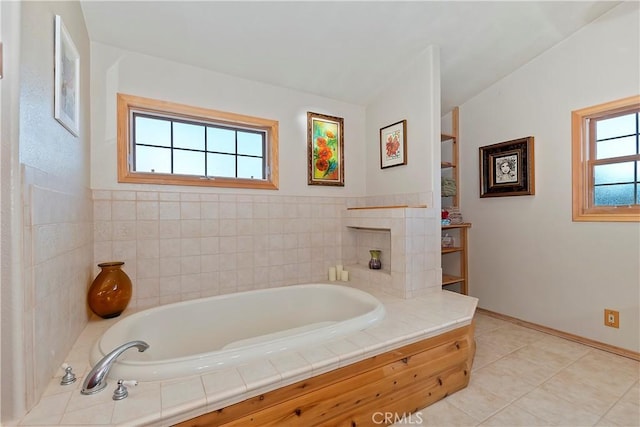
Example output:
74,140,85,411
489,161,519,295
441,107,470,295
441,222,471,295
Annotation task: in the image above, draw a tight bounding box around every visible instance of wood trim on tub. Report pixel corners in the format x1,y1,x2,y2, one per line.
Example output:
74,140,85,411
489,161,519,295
477,308,639,361
176,322,475,426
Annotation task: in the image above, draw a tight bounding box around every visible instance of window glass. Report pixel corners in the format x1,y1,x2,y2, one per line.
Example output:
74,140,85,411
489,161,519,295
238,131,263,156
238,156,264,179
596,113,637,140
174,122,205,151
596,135,636,159
118,93,278,190
135,146,171,173
594,184,635,206
173,150,205,176
208,127,236,154
207,153,236,178
135,116,171,147
571,96,639,221
594,162,634,185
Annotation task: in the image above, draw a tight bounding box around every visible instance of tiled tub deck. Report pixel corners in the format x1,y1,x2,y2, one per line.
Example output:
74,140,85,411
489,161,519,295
16,283,477,426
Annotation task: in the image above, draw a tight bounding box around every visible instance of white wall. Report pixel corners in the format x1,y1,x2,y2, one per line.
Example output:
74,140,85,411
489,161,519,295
1,1,93,422
90,42,366,197
459,2,640,352
365,46,440,207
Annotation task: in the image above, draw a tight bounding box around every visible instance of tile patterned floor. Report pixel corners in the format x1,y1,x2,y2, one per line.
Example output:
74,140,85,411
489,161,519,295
394,313,640,427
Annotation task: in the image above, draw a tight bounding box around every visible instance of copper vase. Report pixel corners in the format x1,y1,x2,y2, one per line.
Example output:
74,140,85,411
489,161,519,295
88,262,132,319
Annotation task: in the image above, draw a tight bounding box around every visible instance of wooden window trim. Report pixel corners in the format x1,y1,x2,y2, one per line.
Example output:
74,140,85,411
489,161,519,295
117,93,279,190
571,95,640,222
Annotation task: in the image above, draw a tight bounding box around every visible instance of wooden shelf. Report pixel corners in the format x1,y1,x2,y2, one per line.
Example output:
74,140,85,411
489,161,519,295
442,274,465,286
441,107,469,296
442,246,463,254
442,223,472,230
441,133,456,142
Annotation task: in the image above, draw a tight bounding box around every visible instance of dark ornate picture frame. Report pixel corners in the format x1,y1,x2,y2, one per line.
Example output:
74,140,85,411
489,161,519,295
479,136,535,197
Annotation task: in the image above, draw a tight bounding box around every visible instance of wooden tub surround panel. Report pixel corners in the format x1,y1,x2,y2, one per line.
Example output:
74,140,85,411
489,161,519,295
177,322,476,427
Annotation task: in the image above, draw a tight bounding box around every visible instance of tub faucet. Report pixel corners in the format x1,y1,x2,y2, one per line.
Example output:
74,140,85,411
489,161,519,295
81,340,149,395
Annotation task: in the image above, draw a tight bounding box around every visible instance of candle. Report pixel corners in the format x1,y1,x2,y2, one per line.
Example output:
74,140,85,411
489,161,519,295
340,270,349,281
336,264,343,275
329,267,337,281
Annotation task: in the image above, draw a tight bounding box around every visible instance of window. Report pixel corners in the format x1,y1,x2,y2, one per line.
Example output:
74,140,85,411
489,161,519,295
572,96,640,221
117,93,279,189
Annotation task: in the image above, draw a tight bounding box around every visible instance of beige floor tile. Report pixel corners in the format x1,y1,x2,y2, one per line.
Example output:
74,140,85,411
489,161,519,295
539,369,622,416
513,387,601,426
562,351,638,398
474,314,509,336
482,351,561,387
600,380,640,427
601,397,640,426
470,363,537,402
472,342,505,372
408,314,639,427
510,341,578,373
410,399,478,427
444,381,511,421
529,334,592,361
479,404,549,426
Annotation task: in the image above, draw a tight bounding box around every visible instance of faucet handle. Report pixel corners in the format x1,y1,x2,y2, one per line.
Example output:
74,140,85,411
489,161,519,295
112,379,138,400
60,364,76,386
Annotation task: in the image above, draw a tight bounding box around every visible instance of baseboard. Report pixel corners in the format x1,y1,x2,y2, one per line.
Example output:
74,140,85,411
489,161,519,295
476,308,639,362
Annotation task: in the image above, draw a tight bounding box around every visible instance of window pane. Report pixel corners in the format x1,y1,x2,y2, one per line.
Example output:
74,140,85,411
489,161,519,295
238,156,264,179
596,135,637,159
594,162,634,185
207,153,236,178
173,149,205,176
174,122,205,150
208,127,235,154
594,184,635,206
135,116,171,147
237,132,264,156
135,146,171,173
596,113,637,140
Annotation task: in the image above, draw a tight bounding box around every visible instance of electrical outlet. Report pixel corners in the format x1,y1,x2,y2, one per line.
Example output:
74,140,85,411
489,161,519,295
604,309,619,328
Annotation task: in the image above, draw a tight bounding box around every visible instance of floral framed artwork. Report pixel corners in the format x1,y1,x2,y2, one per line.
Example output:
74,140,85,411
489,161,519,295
54,15,80,136
380,120,407,169
479,136,535,197
307,112,344,186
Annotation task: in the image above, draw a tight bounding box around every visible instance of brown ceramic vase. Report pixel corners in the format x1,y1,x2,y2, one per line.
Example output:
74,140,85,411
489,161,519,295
87,262,132,319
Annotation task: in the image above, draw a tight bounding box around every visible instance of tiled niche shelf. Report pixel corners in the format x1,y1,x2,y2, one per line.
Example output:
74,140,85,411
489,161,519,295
343,206,440,298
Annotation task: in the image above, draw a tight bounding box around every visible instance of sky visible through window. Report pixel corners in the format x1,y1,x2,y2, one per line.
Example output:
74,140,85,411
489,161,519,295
593,112,639,206
133,113,265,179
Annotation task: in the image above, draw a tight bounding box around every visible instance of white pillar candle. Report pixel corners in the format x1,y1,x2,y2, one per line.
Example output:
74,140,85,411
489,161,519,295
329,267,337,281
336,264,343,275
340,270,349,281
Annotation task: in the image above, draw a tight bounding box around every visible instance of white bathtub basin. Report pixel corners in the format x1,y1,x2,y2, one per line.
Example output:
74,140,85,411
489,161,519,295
90,284,385,381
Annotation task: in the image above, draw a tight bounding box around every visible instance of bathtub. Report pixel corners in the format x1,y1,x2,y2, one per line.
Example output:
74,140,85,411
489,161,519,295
90,283,385,382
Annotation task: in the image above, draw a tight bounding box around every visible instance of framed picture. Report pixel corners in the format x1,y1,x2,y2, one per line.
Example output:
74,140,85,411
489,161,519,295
54,15,80,136
480,136,535,197
307,112,344,186
380,120,407,169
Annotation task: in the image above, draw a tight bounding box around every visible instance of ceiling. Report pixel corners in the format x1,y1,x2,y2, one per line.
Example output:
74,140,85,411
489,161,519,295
80,1,620,113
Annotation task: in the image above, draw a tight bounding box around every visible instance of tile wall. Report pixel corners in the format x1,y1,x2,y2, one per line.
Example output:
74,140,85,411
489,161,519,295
23,166,94,409
342,204,440,298
93,190,345,309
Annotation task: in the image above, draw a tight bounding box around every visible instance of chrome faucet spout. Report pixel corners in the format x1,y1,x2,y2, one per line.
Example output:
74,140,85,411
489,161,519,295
81,340,149,395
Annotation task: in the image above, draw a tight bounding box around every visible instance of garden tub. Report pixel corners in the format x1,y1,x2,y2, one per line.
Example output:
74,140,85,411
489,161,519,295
90,283,385,381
